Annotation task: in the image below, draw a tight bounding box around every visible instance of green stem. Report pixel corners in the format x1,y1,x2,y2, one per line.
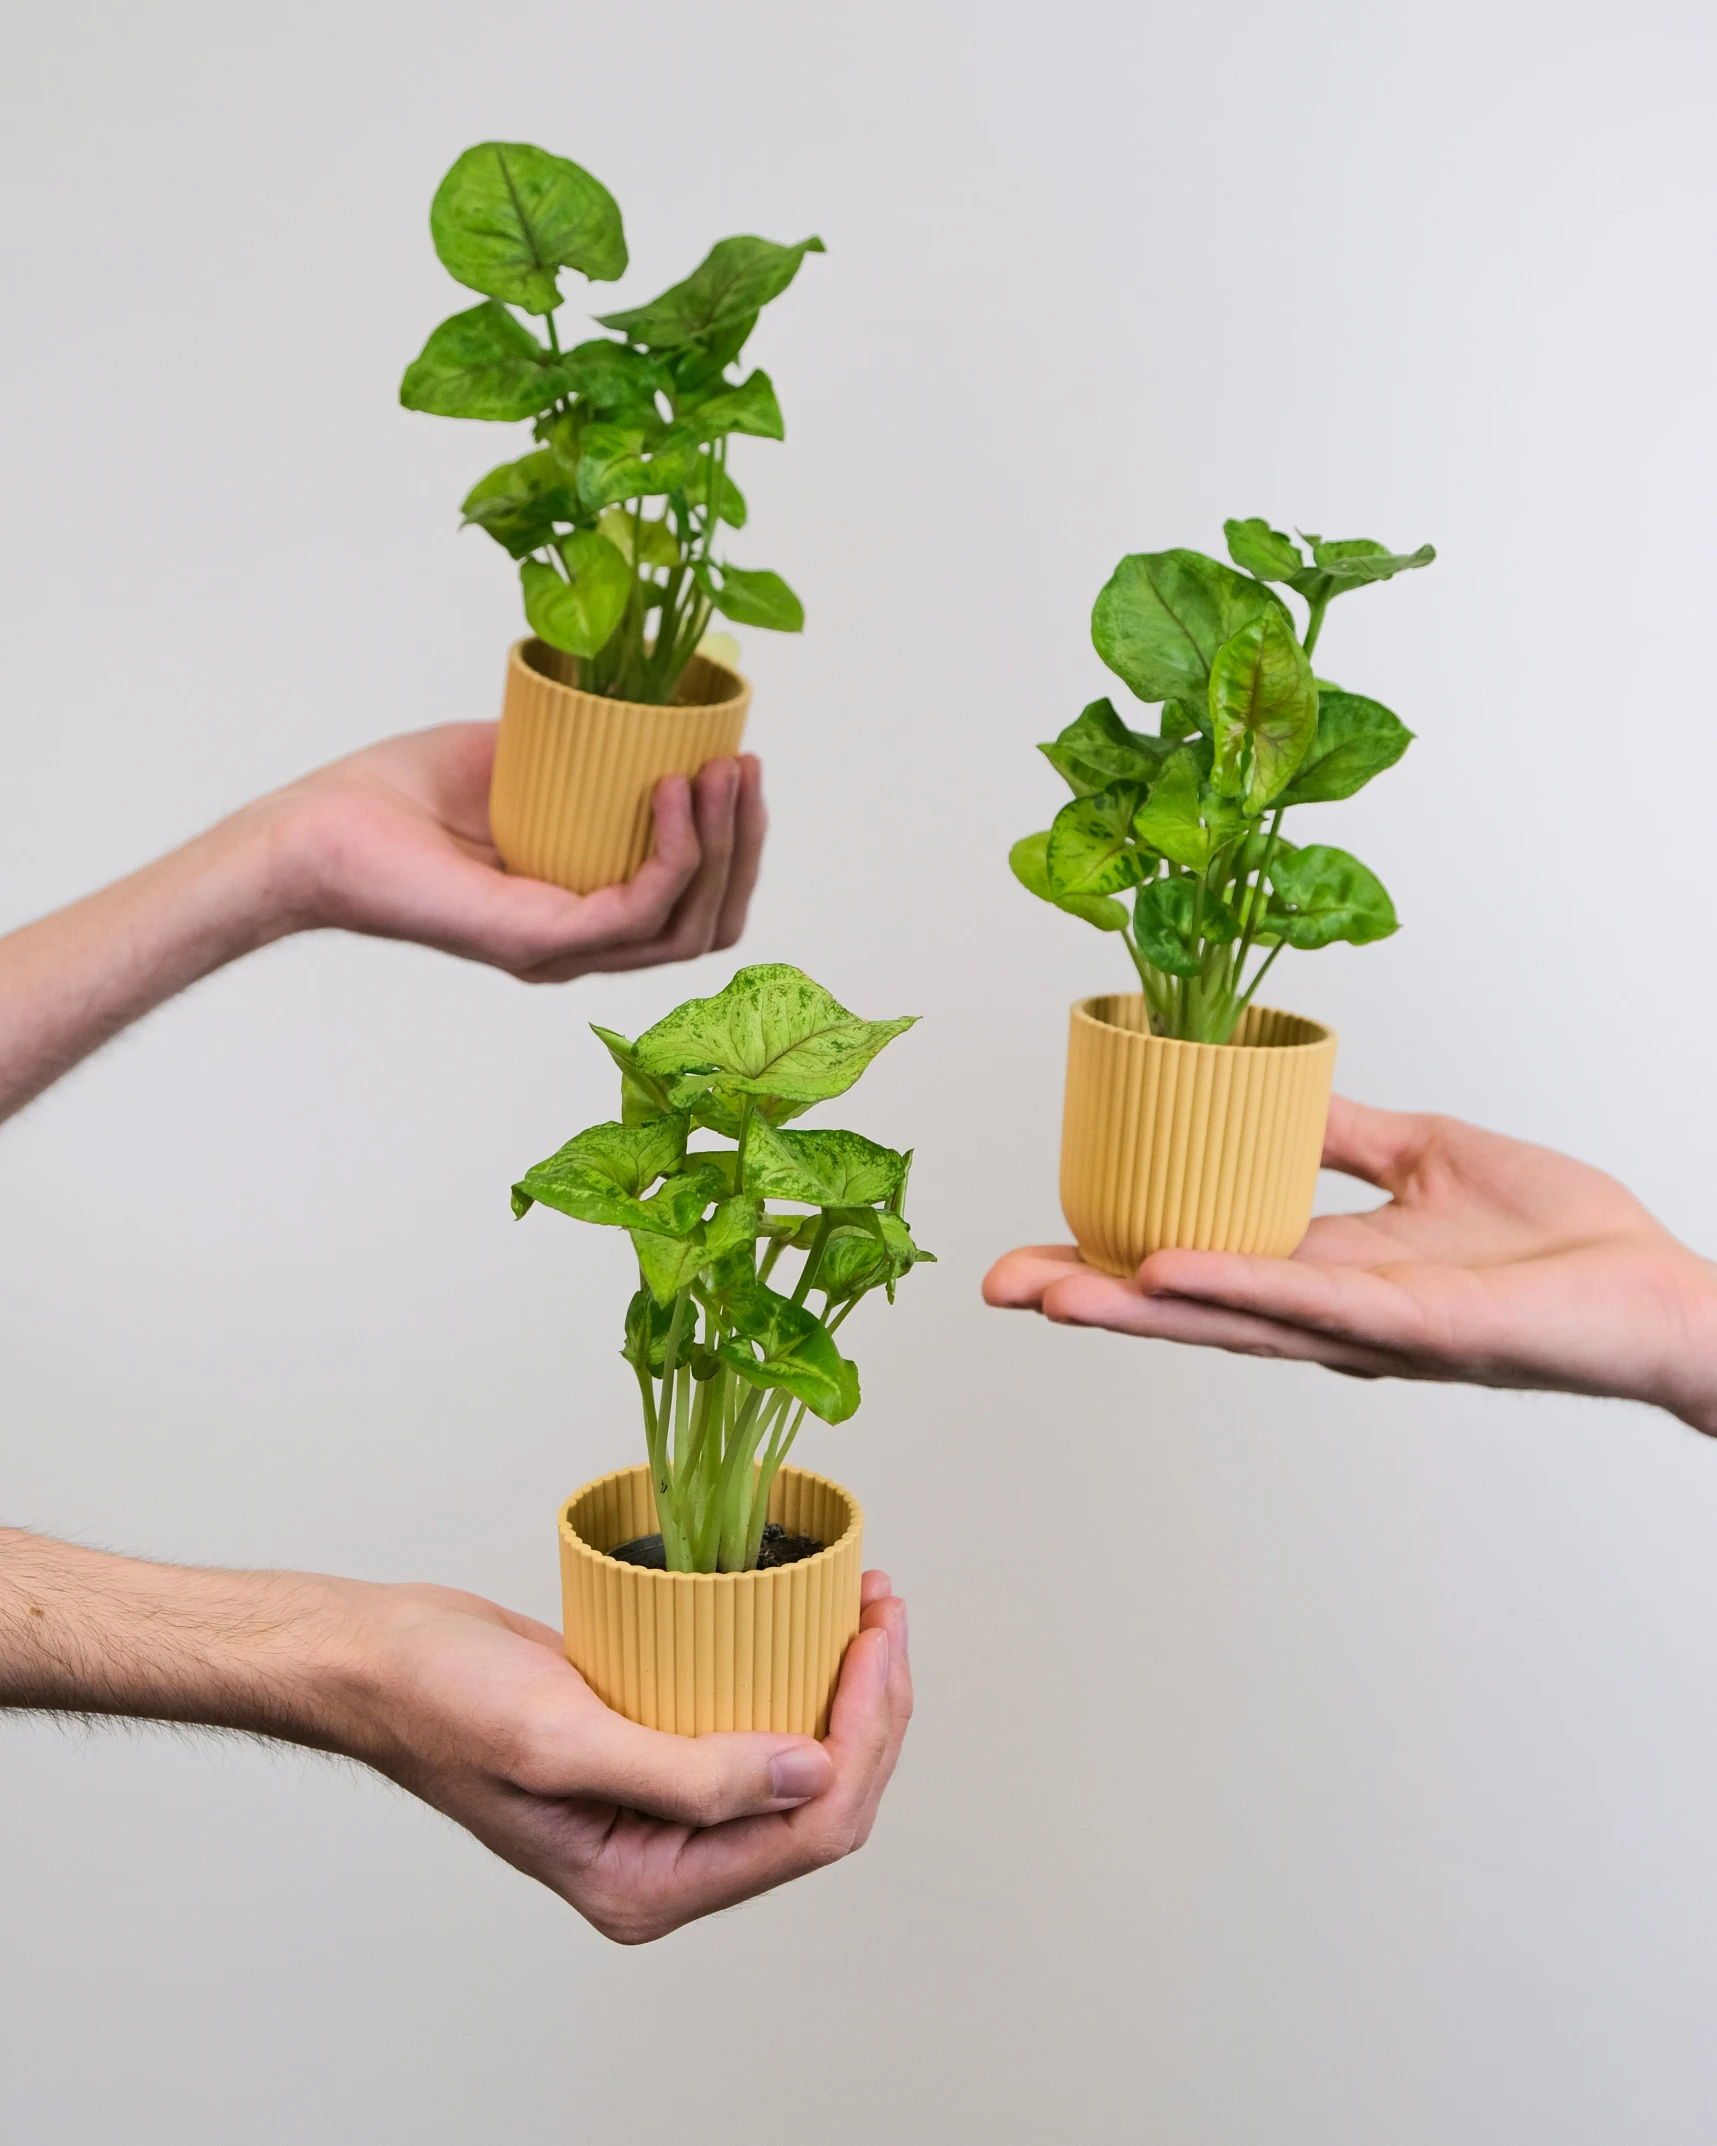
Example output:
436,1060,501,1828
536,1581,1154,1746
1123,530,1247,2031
746,1398,807,1568
1302,596,1329,657
1232,937,1285,1027
791,1213,834,1306
733,1094,755,1192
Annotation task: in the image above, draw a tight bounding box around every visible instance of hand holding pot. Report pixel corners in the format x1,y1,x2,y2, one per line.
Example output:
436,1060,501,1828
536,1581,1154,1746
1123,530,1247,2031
359,1567,911,1944
984,1096,1717,1437
263,723,765,981
0,1532,910,1947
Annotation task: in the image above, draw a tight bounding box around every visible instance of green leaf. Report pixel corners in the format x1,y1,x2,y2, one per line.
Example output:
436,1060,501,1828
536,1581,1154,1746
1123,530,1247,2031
1038,698,1175,797
1309,536,1436,586
709,565,803,632
630,1227,707,1306
1046,784,1150,899
1131,750,1247,872
519,534,630,658
670,313,761,394
1290,536,1436,609
1131,877,1203,978
1007,832,1130,931
460,450,583,558
574,421,702,512
430,142,626,312
589,1025,680,1125
597,236,826,350
705,1195,762,1265
634,964,915,1108
1091,550,1280,706
742,1124,905,1207
678,369,784,442
1277,689,1414,806
1207,609,1320,813
817,1212,933,1305
512,1115,690,1224
715,1280,858,1423
596,506,680,568
558,338,668,412
1266,844,1399,948
1160,698,1202,740
622,1288,675,1375
400,302,577,423
1224,517,1306,581
685,1088,813,1140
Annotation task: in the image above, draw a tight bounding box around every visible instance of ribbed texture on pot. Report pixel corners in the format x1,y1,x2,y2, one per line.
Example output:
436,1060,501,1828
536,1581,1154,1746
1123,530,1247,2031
1060,997,1338,1273
558,1464,864,1737
490,642,751,895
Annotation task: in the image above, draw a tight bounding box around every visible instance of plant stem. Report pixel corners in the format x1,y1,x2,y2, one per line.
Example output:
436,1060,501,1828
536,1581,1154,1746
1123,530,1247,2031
1303,595,1329,657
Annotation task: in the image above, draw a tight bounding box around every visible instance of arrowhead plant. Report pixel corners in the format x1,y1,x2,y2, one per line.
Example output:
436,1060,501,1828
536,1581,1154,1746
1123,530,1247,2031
513,966,933,1573
401,141,822,705
1011,521,1434,1043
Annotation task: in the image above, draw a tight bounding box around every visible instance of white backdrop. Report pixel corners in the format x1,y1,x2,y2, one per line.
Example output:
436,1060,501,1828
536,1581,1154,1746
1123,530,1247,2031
4,1,1717,2138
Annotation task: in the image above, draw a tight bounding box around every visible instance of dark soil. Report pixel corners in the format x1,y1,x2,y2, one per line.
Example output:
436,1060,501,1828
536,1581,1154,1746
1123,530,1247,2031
610,1521,824,1572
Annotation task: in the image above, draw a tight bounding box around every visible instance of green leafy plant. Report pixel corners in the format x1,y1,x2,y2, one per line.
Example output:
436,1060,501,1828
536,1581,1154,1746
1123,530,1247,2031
1011,521,1434,1043
512,965,933,1573
401,141,822,704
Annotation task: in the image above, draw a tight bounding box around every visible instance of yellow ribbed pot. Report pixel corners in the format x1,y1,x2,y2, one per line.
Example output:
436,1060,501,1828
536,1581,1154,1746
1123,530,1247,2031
559,1464,864,1738
1060,996,1338,1274
490,641,751,895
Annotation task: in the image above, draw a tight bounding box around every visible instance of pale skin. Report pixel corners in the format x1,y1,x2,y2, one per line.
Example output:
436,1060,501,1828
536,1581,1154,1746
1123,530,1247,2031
0,723,912,1943
984,1094,1717,1438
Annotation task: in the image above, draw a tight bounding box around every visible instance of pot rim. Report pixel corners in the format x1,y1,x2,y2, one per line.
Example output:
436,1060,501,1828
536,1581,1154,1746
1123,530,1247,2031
1072,994,1337,1055
559,1460,863,1585
512,638,749,717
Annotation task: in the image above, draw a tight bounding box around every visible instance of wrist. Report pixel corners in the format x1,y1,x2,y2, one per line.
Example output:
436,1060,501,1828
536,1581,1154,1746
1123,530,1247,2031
1643,1249,1717,1438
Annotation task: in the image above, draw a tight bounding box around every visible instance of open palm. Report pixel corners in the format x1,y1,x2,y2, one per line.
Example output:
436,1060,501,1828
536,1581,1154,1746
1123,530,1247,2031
984,1097,1717,1434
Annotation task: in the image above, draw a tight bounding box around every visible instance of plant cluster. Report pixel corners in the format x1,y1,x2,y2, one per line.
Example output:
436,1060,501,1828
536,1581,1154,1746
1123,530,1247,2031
1011,521,1434,1043
401,141,821,705
513,966,933,1574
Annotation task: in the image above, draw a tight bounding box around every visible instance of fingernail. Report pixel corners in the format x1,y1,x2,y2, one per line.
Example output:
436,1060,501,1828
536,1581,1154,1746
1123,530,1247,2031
769,1749,826,1801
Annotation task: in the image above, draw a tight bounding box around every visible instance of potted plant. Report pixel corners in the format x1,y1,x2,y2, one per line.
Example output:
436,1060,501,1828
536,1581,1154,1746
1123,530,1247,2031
512,964,933,1736
400,141,822,893
1010,520,1433,1272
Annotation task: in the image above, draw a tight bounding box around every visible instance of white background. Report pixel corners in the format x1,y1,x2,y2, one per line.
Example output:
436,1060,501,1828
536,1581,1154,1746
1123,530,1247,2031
3,0,1716,2138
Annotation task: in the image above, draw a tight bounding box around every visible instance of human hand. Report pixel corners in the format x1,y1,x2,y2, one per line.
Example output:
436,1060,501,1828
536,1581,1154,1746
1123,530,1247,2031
253,724,765,983
983,1096,1717,1434
343,1568,912,1944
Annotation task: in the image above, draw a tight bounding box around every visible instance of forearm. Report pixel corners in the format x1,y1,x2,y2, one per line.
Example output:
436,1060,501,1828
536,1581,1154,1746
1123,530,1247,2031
0,1528,371,1752
0,800,301,1124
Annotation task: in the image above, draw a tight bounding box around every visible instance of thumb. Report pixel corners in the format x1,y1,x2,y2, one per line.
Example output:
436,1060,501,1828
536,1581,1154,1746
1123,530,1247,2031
544,1702,835,1828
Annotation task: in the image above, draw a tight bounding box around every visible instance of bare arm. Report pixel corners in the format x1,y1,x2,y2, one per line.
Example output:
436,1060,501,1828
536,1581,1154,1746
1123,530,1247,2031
984,1096,1717,1436
0,1529,911,1945
0,722,765,1123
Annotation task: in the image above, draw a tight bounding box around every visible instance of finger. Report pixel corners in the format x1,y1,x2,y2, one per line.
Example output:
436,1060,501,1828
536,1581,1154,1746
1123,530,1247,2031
711,755,766,951
667,755,742,955
498,779,708,981
840,1592,912,1849
1129,1245,1438,1356
859,1568,892,1610
982,1245,1089,1308
1321,1095,1438,1191
534,1700,835,1827
583,773,707,948
1041,1265,1411,1375
568,759,741,976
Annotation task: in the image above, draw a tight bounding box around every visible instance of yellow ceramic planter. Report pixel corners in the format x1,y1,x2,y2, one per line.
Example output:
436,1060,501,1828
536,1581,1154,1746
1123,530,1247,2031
559,1463,864,1738
490,640,751,895
1060,995,1338,1274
